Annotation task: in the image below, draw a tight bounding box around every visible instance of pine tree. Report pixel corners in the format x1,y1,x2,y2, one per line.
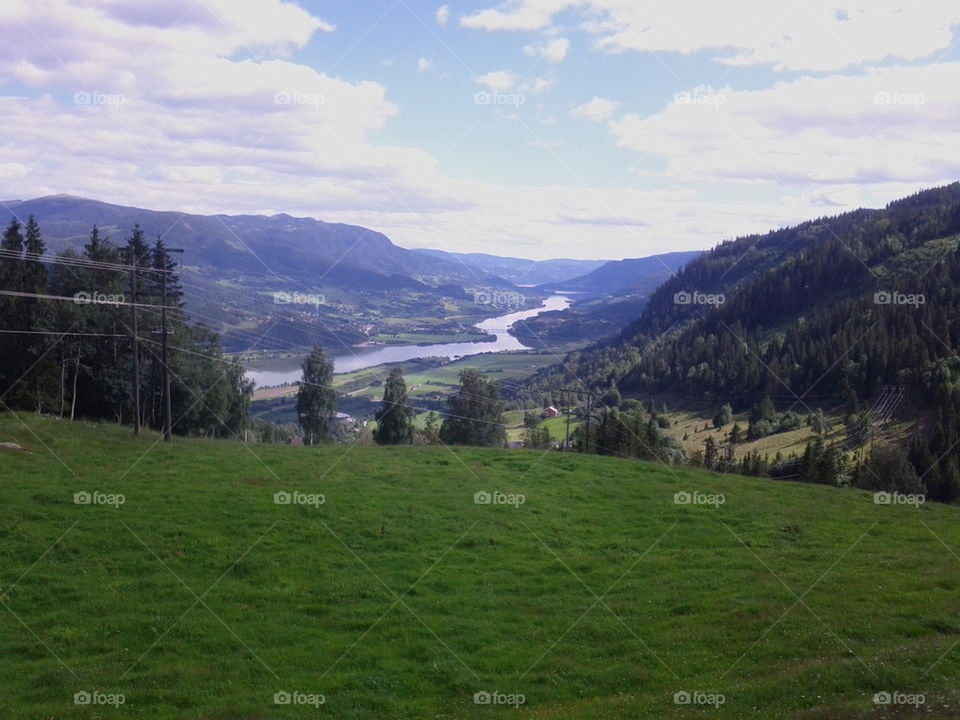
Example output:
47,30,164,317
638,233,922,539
729,422,742,443
703,436,717,470
0,218,27,406
22,216,46,294
21,216,55,410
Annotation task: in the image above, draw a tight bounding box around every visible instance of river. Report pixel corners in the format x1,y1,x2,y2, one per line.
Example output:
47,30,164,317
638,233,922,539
244,294,571,388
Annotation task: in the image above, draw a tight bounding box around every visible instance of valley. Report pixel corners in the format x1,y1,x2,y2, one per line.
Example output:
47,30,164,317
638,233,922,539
3,5,958,718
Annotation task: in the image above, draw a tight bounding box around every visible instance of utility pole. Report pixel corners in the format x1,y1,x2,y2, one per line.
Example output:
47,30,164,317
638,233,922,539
585,393,593,454
157,243,183,442
130,252,140,435
564,389,572,451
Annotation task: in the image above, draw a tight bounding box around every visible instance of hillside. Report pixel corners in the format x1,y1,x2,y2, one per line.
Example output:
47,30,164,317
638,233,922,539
3,196,520,352
2,414,959,719
514,184,960,499
413,248,606,286
5,195,506,290
506,251,704,348
538,250,703,297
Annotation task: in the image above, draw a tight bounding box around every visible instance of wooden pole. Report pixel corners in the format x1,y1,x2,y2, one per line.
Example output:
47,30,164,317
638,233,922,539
130,252,140,435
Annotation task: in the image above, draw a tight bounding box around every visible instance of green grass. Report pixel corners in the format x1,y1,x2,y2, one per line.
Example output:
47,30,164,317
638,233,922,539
503,412,580,443
2,414,959,718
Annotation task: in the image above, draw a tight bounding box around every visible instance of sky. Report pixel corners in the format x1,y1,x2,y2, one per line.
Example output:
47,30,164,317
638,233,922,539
1,1,959,260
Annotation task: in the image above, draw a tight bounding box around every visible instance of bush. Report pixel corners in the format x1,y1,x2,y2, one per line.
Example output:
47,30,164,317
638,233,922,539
853,444,925,495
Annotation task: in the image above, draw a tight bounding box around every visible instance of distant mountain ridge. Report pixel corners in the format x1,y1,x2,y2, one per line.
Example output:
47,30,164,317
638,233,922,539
538,251,703,297
3,195,508,291
413,248,607,286
0,195,527,351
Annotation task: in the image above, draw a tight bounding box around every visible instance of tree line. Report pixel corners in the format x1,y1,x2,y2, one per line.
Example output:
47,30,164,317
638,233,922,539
510,182,960,503
294,344,507,447
0,217,251,436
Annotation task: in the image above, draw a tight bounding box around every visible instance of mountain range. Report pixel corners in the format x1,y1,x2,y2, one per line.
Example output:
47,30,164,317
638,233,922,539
413,248,606,286
1,195,695,353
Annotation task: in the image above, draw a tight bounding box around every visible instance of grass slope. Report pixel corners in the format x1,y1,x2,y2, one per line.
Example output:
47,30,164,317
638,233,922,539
1,414,959,718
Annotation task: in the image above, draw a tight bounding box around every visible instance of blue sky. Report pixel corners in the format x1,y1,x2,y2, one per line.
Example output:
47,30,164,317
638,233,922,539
296,2,789,188
1,1,959,259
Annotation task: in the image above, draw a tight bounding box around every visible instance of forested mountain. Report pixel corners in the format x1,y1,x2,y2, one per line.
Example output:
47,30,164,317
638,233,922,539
508,251,705,346
514,183,960,501
413,248,605,285
538,250,702,297
6,195,507,290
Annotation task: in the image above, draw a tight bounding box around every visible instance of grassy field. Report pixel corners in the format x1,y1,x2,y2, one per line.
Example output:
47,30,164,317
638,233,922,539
664,410,820,460
2,414,959,718
503,411,580,444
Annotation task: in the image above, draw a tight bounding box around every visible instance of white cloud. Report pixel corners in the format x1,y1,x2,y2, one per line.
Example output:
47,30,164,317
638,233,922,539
473,71,554,95
417,57,433,73
0,0,956,264
462,1,960,71
473,70,518,92
570,96,620,123
523,37,570,63
461,0,563,31
609,65,960,188
436,4,450,26
520,77,556,94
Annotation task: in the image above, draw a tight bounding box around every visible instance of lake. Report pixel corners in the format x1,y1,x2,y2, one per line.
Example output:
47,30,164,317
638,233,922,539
245,294,572,388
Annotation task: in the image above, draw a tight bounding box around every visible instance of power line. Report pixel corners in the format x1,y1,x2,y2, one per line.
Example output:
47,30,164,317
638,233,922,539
0,325,516,432
0,289,167,309
0,329,128,337
0,247,174,275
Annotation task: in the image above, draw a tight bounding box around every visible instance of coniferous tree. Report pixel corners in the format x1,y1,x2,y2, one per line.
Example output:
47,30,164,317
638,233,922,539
0,218,27,406
703,436,718,470
21,216,57,410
